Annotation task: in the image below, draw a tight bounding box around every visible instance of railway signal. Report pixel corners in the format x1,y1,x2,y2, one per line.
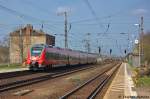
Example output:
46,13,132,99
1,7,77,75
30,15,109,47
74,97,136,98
110,49,112,55
124,49,127,54
98,47,101,54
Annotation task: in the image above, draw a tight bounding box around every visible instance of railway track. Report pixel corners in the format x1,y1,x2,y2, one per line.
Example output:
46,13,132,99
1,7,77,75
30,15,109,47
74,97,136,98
0,62,110,80
0,64,97,86
0,64,95,80
0,64,102,93
60,63,121,99
0,70,33,79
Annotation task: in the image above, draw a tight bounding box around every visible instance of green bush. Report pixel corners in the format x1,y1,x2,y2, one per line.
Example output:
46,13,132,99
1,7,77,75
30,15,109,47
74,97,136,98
136,76,150,87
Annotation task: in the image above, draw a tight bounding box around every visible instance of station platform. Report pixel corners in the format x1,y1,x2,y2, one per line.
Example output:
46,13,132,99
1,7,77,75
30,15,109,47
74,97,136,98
103,63,137,99
0,68,28,73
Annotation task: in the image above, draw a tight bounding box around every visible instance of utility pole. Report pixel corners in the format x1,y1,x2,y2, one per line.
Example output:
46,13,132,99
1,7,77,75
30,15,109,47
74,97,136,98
86,33,91,53
134,22,141,67
140,16,144,65
82,33,91,53
19,27,23,63
57,11,69,48
64,11,68,48
85,33,90,63
127,32,130,53
9,35,11,66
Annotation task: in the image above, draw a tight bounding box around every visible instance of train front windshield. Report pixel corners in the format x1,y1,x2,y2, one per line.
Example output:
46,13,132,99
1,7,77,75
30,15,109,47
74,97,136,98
31,47,43,56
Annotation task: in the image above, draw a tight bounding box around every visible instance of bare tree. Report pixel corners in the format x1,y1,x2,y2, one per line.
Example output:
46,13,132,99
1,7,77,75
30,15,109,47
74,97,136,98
143,32,150,66
0,35,9,63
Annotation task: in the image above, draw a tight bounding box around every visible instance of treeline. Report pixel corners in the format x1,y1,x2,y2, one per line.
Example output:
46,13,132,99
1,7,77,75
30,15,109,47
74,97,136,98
0,36,9,63
143,32,150,66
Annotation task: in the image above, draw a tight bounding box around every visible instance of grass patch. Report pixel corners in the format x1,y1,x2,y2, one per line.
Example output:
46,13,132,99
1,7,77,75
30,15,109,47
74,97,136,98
0,63,22,70
128,63,137,71
127,63,139,85
128,63,150,87
128,64,139,77
67,76,82,86
136,76,150,87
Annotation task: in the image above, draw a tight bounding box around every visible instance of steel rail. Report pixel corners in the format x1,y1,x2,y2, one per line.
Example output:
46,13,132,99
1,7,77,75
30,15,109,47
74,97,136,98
60,63,120,99
0,65,96,93
87,64,120,99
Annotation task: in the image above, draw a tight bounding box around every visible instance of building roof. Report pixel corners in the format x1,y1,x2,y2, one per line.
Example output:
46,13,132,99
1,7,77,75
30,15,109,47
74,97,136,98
10,24,54,37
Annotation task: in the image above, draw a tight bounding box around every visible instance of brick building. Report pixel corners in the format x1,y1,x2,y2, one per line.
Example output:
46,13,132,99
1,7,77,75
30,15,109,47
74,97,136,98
10,24,55,63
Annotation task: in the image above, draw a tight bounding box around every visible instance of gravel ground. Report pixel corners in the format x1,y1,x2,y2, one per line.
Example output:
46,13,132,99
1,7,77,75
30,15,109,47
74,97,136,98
0,63,115,99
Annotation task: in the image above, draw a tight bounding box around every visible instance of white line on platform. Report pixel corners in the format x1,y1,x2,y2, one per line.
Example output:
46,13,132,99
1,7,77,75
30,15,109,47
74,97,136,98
124,63,137,96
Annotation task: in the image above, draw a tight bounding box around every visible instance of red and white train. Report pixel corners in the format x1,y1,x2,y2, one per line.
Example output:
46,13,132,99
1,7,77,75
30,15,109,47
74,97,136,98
26,44,97,70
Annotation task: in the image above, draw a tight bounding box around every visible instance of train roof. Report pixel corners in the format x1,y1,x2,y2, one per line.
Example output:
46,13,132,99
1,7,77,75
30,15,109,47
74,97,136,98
32,44,53,48
31,44,98,56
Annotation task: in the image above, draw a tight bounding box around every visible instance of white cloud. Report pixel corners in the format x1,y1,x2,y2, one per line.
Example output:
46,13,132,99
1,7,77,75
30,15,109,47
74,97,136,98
132,8,148,15
56,6,72,14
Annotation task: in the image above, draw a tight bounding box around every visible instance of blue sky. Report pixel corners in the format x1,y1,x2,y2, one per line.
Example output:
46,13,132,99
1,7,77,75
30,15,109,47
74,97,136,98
0,0,149,56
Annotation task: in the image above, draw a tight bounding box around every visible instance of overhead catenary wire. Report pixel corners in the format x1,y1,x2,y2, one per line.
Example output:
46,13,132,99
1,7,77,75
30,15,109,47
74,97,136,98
18,0,64,24
0,3,64,32
83,0,104,29
0,4,64,35
0,3,43,23
0,1,139,55
20,0,52,15
70,7,126,24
